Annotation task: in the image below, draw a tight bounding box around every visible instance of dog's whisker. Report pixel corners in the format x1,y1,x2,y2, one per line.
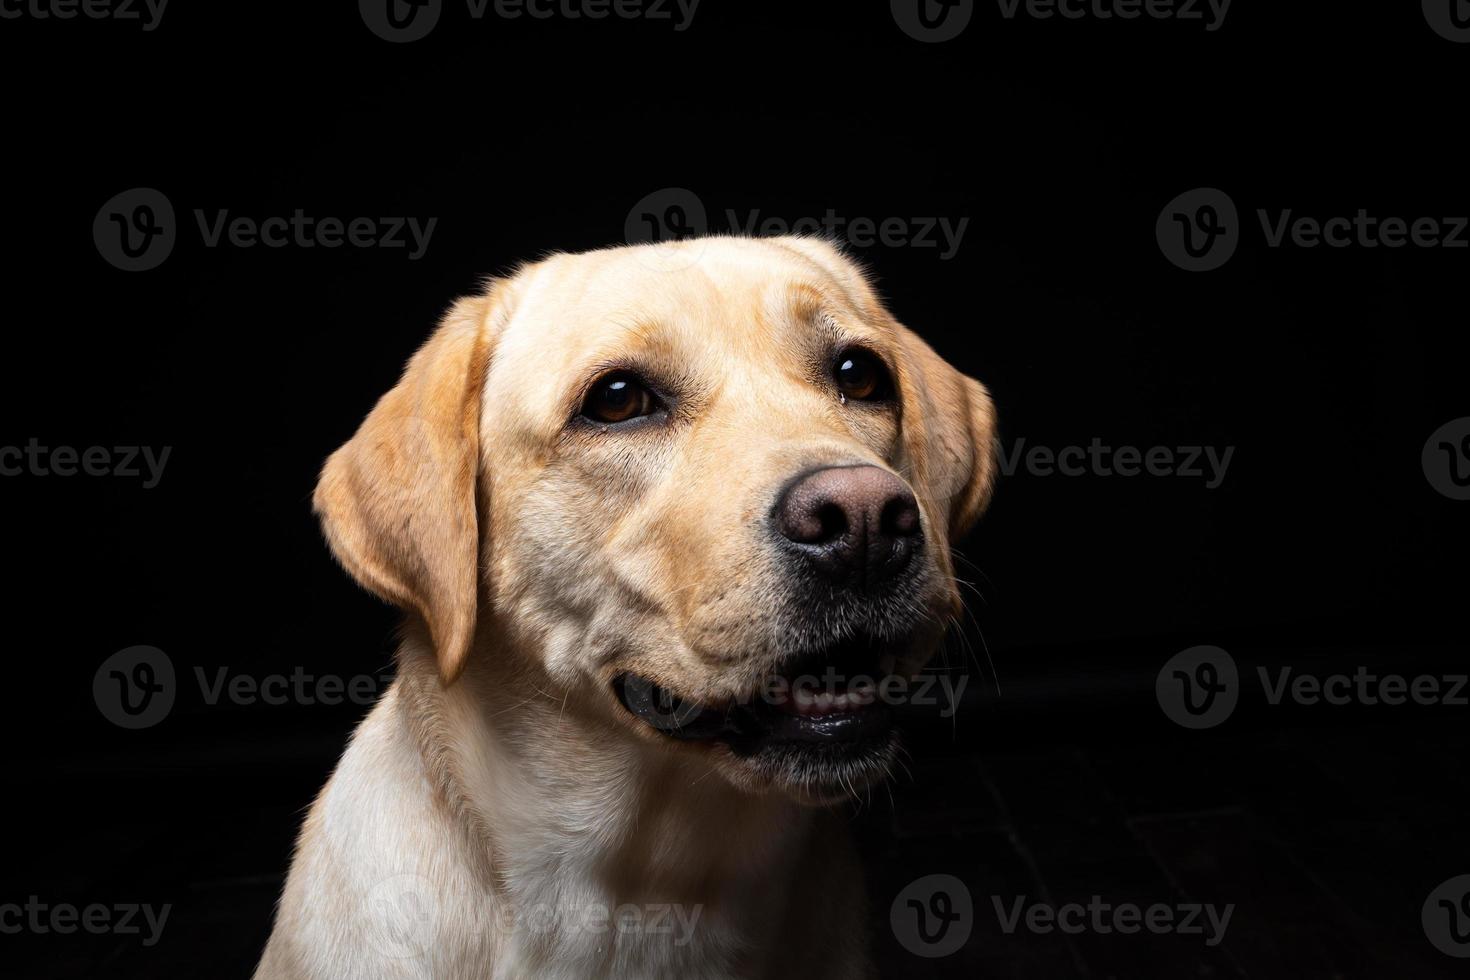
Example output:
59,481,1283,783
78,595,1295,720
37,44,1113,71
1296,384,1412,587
487,692,553,719
956,596,1001,699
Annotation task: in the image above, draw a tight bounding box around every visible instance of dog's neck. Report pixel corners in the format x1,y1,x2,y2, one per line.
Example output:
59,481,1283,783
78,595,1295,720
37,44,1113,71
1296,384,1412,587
394,637,818,911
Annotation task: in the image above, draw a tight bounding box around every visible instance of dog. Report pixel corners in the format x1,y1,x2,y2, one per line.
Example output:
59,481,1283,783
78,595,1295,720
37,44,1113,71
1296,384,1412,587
253,236,997,979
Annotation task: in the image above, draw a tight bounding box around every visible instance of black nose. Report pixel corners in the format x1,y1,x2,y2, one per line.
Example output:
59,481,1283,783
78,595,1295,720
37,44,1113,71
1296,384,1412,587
774,465,923,590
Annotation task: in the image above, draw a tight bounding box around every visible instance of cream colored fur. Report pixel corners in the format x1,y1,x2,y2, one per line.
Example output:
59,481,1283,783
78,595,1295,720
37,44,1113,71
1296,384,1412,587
254,237,996,979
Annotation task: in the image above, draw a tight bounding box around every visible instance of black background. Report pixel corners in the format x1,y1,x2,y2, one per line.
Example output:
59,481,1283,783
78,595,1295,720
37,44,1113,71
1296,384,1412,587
1,0,1467,976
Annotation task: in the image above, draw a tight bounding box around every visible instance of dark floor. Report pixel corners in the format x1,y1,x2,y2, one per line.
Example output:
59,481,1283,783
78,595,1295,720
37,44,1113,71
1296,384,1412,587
5,644,1466,978
868,717,1467,979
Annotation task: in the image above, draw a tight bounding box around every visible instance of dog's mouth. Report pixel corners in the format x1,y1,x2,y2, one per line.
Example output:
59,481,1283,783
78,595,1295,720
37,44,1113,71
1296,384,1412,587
612,636,901,760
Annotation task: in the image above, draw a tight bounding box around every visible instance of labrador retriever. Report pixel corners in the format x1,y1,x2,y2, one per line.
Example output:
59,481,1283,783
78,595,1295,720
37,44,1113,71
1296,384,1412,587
254,235,997,979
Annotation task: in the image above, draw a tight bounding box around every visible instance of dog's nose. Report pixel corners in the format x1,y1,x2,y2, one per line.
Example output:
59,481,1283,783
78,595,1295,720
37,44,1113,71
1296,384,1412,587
774,465,923,590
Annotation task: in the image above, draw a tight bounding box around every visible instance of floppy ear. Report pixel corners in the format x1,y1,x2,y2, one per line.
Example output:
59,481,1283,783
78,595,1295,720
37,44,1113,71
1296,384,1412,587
895,328,999,540
313,290,499,683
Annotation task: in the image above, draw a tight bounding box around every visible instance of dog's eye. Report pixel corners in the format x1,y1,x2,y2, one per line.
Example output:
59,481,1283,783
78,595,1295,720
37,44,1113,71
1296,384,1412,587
582,372,658,424
833,348,893,402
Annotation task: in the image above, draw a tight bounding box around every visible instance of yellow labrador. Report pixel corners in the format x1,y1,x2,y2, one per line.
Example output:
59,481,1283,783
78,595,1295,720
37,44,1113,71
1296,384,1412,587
254,236,997,979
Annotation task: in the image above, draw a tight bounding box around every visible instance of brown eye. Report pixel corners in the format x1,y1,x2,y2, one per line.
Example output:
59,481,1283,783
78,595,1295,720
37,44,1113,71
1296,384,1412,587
834,348,893,402
582,372,658,424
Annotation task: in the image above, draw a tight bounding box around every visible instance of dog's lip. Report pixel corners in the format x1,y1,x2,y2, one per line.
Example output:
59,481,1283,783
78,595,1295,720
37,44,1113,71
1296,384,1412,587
727,695,894,752
613,673,738,741
615,672,895,749
612,641,901,748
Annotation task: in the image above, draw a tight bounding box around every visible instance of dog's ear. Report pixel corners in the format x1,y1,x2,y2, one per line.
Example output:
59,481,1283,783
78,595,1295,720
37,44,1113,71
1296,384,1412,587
313,289,500,683
895,328,999,540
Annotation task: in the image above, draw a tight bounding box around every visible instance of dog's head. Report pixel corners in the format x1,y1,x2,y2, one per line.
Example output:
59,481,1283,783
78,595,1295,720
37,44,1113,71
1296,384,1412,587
315,237,996,804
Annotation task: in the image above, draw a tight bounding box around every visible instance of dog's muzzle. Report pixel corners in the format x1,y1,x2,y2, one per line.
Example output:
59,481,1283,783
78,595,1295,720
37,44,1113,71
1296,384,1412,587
613,635,899,754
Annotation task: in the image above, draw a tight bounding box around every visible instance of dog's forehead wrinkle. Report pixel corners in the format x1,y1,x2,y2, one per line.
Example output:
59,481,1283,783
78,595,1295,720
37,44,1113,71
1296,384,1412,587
765,237,884,311
489,254,896,449
779,279,859,333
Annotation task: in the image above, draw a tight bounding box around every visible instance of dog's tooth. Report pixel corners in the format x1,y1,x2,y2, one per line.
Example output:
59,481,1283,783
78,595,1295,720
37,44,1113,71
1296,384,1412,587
832,693,850,712
815,692,835,713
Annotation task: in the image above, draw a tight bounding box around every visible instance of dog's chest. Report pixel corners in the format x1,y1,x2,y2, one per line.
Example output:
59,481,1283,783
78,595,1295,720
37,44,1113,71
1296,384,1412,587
474,831,797,979
487,904,748,980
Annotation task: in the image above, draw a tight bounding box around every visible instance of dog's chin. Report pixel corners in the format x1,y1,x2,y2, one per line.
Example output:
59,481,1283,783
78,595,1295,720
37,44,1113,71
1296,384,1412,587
612,637,910,805
715,726,902,806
